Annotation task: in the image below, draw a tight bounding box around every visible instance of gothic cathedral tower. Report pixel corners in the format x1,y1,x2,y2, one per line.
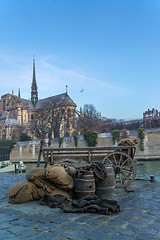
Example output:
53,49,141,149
31,58,38,105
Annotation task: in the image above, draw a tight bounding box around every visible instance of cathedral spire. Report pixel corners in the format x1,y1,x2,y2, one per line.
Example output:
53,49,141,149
18,88,21,98
31,56,38,105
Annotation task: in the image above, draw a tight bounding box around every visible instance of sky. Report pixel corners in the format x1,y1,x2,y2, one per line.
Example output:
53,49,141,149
0,0,160,120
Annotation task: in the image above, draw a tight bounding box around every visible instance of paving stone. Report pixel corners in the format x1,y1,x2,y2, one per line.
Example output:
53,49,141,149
19,229,39,238
2,236,23,240
0,230,15,238
36,231,58,239
9,219,27,226
83,229,107,240
25,215,51,223
96,224,119,234
75,214,95,223
20,220,40,227
49,217,67,224
2,215,19,222
63,229,86,240
107,234,134,240
34,222,56,231
1,174,160,240
119,229,136,236
7,225,27,235
138,227,159,237
125,185,135,192
0,222,12,230
86,217,109,226
135,234,156,240
60,221,82,229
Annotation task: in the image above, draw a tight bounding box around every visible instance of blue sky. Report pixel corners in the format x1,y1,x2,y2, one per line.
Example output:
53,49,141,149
0,0,160,120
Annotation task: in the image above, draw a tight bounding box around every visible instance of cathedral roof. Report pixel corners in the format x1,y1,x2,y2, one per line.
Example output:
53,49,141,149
4,118,19,126
34,93,76,110
0,111,6,120
20,98,34,109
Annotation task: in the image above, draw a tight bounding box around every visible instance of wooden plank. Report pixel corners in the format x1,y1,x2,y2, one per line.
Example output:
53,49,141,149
42,146,136,165
42,146,135,152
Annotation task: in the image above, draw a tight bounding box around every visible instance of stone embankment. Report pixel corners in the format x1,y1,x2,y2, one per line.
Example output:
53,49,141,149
0,172,160,239
10,128,160,163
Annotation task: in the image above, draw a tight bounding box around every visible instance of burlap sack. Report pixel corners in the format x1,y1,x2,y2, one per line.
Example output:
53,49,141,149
117,138,137,158
29,179,56,195
8,181,40,204
54,181,74,191
46,164,74,190
65,166,76,177
26,167,46,181
37,188,46,198
50,187,72,200
31,180,72,199
118,138,136,146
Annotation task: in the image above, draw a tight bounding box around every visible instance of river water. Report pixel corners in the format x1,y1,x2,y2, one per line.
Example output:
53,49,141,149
136,160,160,181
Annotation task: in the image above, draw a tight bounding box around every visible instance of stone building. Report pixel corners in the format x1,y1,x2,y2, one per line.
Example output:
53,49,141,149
0,59,77,141
143,108,160,120
143,108,160,129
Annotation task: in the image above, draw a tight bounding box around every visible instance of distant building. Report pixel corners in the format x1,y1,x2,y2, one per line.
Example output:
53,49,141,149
143,108,160,120
143,108,160,129
0,59,77,141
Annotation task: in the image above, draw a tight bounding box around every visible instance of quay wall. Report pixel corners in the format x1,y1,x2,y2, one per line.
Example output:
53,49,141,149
10,128,160,163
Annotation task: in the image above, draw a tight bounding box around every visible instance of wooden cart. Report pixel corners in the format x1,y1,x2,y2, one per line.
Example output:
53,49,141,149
42,145,136,188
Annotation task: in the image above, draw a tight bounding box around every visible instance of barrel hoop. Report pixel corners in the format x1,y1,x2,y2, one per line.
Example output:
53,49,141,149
74,190,95,193
97,186,115,190
74,179,95,182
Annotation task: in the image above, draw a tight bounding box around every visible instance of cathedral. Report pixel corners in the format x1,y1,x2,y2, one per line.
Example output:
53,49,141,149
0,59,77,141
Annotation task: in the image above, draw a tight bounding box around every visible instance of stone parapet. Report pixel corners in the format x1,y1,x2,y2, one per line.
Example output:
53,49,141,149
10,129,160,163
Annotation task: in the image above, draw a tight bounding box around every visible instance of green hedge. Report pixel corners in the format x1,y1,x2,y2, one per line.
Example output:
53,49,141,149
19,133,31,141
111,130,120,144
0,140,16,151
83,130,98,147
73,136,78,147
137,128,145,151
59,137,63,148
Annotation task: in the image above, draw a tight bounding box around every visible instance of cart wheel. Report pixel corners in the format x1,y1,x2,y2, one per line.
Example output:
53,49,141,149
102,152,136,188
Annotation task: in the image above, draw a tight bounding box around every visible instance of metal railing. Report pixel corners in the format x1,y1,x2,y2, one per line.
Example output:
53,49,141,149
0,147,10,161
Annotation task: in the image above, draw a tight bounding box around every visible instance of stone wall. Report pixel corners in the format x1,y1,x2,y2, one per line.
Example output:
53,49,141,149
10,140,41,163
10,128,160,163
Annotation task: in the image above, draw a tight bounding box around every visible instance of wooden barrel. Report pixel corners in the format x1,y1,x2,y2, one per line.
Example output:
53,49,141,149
74,170,96,199
96,166,115,199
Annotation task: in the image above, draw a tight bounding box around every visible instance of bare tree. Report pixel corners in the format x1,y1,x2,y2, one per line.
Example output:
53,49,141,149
102,119,143,132
28,99,67,140
77,104,104,133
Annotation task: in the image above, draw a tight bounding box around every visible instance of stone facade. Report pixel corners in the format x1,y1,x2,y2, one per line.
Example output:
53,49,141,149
0,60,77,141
143,108,160,129
143,108,160,120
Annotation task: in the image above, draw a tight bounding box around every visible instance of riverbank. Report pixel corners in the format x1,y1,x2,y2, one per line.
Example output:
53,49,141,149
0,173,160,240
10,129,160,164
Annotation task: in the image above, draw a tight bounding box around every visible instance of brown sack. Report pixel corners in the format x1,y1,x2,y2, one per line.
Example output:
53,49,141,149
50,187,72,200
37,188,46,198
26,167,46,181
65,166,76,177
55,181,74,191
29,179,56,195
8,181,40,204
46,164,74,190
118,138,135,146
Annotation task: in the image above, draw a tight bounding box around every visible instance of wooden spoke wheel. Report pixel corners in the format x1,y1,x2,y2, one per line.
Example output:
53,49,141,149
102,152,136,188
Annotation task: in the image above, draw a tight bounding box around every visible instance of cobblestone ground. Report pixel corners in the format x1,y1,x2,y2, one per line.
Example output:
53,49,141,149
0,172,160,240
